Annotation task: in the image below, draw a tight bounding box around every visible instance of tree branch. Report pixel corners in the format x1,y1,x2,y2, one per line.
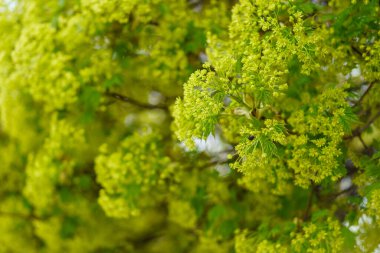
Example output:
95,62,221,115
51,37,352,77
303,184,316,221
354,82,375,107
105,92,169,111
0,211,39,221
345,108,380,140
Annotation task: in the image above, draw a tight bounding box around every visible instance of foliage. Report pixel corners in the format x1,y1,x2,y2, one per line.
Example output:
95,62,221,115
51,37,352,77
0,0,379,252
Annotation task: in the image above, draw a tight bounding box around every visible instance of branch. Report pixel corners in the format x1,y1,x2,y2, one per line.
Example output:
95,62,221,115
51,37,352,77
333,185,357,198
353,82,375,107
358,134,369,150
319,185,357,203
105,92,169,111
361,109,380,132
345,108,380,140
303,184,316,221
0,211,39,221
351,45,363,58
189,155,237,171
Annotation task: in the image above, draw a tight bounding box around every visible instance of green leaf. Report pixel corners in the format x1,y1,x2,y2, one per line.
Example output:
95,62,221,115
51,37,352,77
341,226,356,250
255,88,272,105
60,216,79,239
78,86,101,122
255,135,278,157
339,108,359,133
103,74,123,89
208,205,226,224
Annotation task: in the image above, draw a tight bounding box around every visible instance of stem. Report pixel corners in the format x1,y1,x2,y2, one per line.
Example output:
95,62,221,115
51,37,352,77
345,108,380,140
333,185,356,198
0,211,39,220
358,134,369,150
319,185,357,202
303,184,315,221
361,110,380,132
354,82,375,107
105,92,169,111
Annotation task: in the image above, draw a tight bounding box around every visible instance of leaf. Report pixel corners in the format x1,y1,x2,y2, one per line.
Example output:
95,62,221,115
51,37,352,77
219,219,237,238
60,216,78,239
363,181,380,197
207,205,226,224
256,135,278,157
372,151,380,160
255,88,272,105
311,209,329,222
341,226,356,250
339,108,359,133
103,74,123,89
273,122,286,134
78,86,101,123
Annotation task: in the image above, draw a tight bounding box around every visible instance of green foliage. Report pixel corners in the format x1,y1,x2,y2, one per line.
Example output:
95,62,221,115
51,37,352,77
0,0,379,252
95,131,171,218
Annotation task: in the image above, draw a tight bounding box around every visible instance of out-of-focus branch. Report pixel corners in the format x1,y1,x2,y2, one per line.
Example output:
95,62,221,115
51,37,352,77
345,107,380,140
354,82,375,107
0,211,39,221
303,183,316,221
105,91,169,111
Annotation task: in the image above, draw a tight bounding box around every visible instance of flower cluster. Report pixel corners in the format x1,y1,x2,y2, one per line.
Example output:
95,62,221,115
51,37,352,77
95,132,171,218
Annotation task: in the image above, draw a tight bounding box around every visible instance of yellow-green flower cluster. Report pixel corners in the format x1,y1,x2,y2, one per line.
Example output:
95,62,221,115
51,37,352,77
168,199,197,229
228,0,327,102
362,40,380,82
11,24,80,111
368,188,380,225
233,119,291,194
23,118,84,211
82,0,139,23
95,132,171,218
173,69,225,149
287,88,351,187
235,230,288,253
291,217,344,253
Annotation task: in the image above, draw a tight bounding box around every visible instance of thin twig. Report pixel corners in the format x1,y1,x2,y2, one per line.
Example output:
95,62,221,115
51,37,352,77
345,108,380,140
105,92,169,111
303,184,315,221
351,45,363,58
358,134,369,150
319,185,357,202
361,110,380,132
333,185,356,198
354,82,375,107
0,211,39,220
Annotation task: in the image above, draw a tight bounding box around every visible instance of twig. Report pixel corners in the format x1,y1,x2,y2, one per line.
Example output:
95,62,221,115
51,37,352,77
303,184,316,221
351,45,363,58
105,92,169,111
361,110,380,132
319,185,357,202
354,82,375,107
358,134,369,150
345,108,380,140
333,185,356,198
0,211,39,220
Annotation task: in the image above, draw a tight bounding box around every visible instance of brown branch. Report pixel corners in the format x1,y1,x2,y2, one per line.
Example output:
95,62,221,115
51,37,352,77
333,185,356,198
354,82,375,107
361,109,380,132
345,108,380,140
303,184,316,221
351,45,363,58
358,134,369,150
187,155,237,171
0,211,39,221
319,185,357,203
105,92,169,111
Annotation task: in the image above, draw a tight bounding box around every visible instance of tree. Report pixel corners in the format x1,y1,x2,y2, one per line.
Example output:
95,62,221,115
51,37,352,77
0,0,379,252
